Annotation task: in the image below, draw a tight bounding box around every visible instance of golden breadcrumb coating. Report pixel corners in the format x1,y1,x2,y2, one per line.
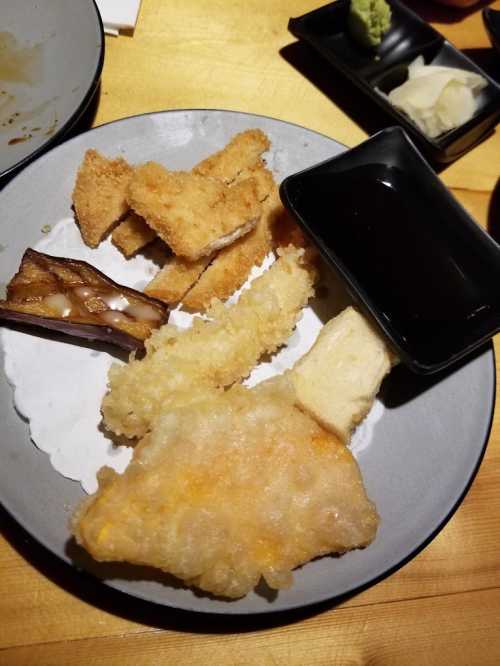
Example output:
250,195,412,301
72,149,133,248
193,129,270,183
182,184,280,311
74,378,379,599
111,213,157,258
101,247,316,439
144,253,213,304
127,162,262,260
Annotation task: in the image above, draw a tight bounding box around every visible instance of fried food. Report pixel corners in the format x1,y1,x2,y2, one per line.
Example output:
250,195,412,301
193,128,270,183
144,253,213,304
0,249,169,351
290,306,394,443
72,149,133,248
101,247,316,439
74,378,379,599
182,184,279,311
127,162,262,260
111,213,157,258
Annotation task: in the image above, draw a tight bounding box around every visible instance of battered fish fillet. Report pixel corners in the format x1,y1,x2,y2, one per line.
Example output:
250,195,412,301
127,162,262,260
72,149,134,248
74,378,379,599
111,213,157,258
182,184,279,311
193,129,270,183
101,247,316,439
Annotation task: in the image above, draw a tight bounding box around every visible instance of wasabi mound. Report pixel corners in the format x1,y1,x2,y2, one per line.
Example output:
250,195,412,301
348,0,391,49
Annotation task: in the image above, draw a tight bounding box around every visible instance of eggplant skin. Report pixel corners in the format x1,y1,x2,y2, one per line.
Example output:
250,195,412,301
0,307,147,352
0,248,170,352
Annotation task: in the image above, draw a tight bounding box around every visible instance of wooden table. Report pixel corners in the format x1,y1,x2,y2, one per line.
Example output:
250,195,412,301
1,1,499,663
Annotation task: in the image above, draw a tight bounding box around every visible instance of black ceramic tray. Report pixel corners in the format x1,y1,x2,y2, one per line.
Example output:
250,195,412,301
288,0,500,163
280,127,500,374
483,8,500,57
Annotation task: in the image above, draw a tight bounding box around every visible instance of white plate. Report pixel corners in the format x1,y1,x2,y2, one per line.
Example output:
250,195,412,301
0,109,495,614
0,0,103,182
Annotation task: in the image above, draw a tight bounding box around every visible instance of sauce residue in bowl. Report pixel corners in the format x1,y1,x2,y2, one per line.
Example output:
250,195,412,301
293,164,500,368
0,31,42,84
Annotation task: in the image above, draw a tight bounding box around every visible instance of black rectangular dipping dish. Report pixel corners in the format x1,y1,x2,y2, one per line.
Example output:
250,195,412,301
288,0,500,163
280,127,500,374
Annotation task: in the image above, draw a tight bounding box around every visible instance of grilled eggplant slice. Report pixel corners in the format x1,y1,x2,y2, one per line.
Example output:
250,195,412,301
0,249,169,351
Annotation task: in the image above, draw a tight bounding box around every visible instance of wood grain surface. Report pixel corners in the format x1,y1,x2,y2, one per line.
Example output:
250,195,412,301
1,1,499,664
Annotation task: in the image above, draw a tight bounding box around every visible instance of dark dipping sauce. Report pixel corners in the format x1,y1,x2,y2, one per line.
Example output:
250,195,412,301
283,163,500,372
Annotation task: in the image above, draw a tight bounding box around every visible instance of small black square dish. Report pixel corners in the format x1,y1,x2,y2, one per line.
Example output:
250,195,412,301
280,127,500,374
483,8,500,57
288,0,500,163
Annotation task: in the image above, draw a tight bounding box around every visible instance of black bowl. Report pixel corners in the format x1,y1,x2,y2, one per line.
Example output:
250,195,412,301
280,127,500,374
483,8,500,57
288,0,500,163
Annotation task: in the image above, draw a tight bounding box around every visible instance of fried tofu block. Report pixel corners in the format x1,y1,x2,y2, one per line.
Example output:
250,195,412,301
72,149,133,248
111,213,157,258
193,129,270,183
75,378,379,599
144,253,213,304
290,307,394,443
182,185,279,311
102,247,316,439
127,162,262,260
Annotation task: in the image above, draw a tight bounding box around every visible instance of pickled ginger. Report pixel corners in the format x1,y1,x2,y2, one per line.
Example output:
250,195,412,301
386,56,487,138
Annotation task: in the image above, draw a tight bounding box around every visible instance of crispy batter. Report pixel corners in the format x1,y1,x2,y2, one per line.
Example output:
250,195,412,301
182,184,280,311
75,378,379,599
193,129,270,183
101,247,316,439
144,253,213,304
111,213,157,258
127,162,262,260
72,149,133,248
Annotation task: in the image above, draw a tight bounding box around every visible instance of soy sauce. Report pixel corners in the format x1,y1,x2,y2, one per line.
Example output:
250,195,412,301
288,164,500,370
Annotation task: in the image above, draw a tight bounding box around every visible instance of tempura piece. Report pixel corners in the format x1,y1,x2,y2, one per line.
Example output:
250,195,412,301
0,249,169,351
127,162,262,260
111,213,157,258
102,247,316,439
145,253,213,304
72,149,133,248
290,307,395,443
193,129,270,183
182,184,279,311
74,378,379,599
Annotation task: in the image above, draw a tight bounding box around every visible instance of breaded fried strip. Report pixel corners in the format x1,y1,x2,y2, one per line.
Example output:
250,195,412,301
193,129,270,183
182,185,279,311
144,253,213,304
75,378,379,599
72,149,133,248
128,162,262,260
111,213,157,258
236,163,275,202
101,247,316,439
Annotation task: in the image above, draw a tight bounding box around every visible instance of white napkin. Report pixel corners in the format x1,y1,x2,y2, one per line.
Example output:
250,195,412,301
95,0,142,36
